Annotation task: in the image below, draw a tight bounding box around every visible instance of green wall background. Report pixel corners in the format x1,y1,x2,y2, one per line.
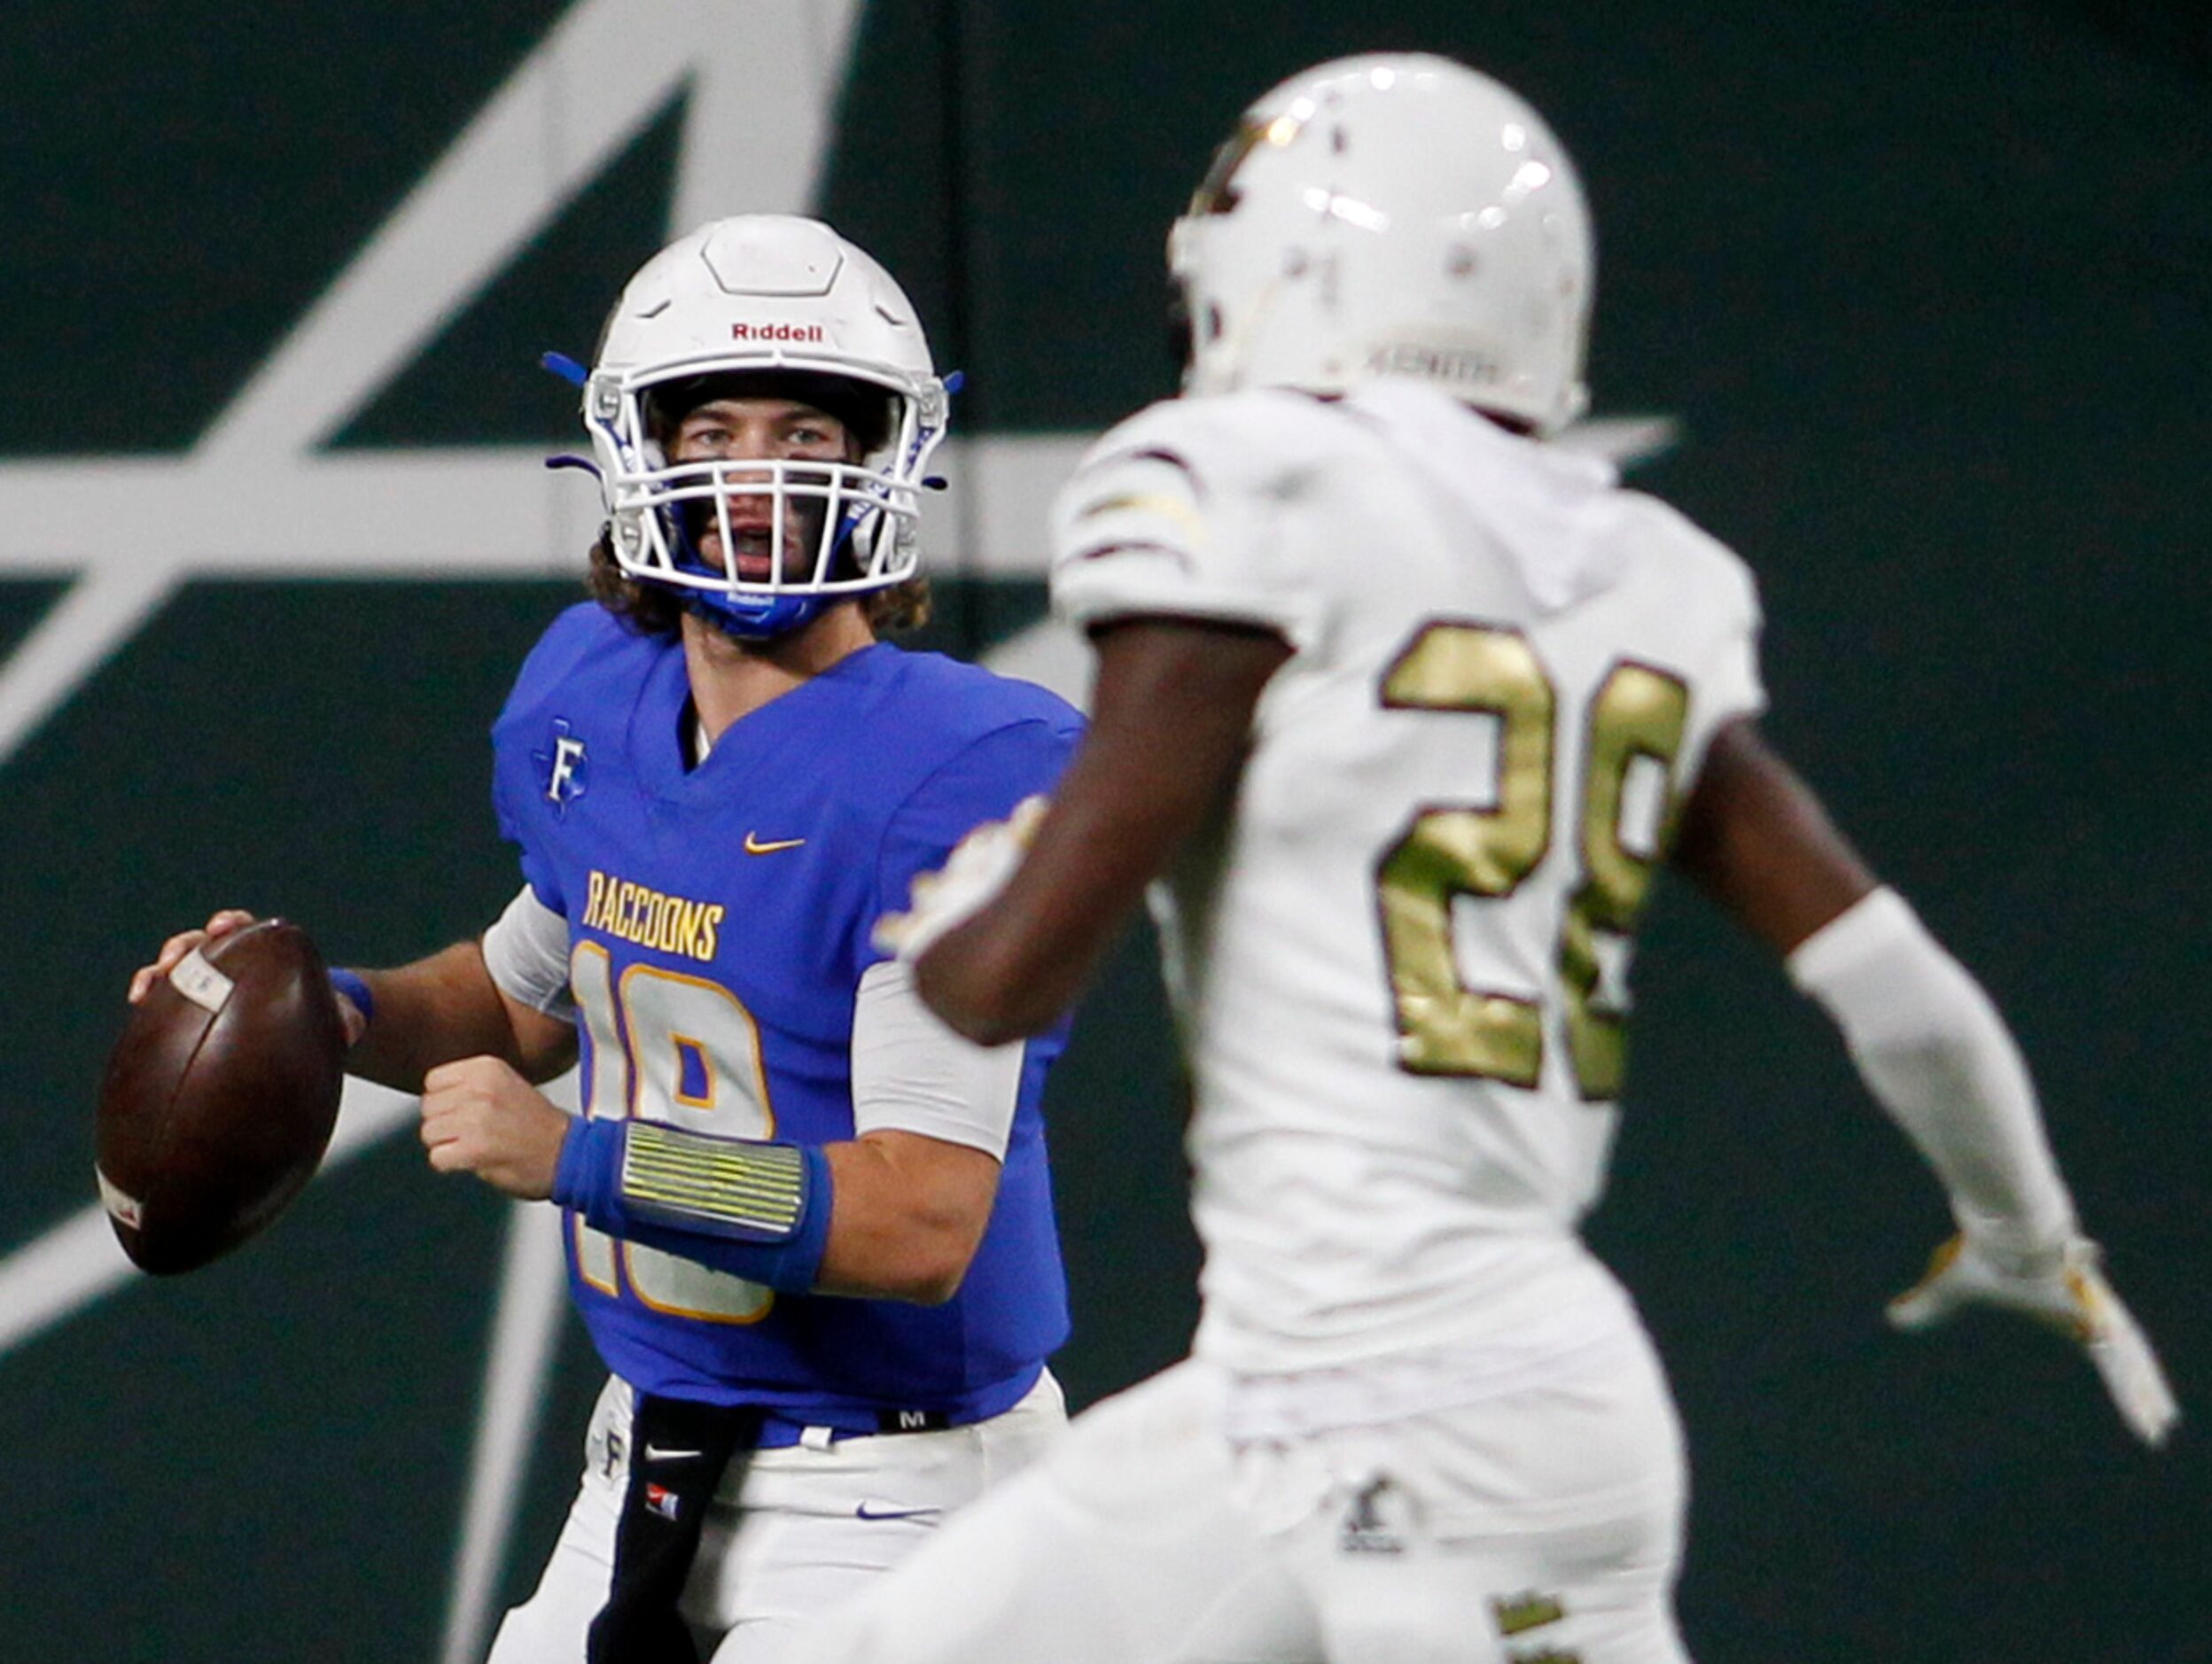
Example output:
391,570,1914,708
0,3,2203,1659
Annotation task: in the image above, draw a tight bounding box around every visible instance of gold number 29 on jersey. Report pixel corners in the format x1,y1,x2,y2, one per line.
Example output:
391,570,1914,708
1377,620,1688,1100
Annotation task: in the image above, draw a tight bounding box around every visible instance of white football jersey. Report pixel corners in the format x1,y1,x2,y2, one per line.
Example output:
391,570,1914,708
1052,382,1765,1375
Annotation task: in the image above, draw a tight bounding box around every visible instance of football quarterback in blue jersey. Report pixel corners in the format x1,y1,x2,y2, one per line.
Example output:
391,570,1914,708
131,216,1084,1664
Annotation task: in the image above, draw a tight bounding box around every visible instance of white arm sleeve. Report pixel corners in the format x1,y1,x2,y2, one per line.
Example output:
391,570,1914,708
852,960,1027,1159
480,884,576,1020
1787,888,2077,1251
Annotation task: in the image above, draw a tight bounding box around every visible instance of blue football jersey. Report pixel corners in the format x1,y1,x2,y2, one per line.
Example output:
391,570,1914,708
490,603,1081,1433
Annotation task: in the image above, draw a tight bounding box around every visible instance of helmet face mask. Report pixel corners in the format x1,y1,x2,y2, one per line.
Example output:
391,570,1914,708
584,216,947,640
1170,55,1595,434
628,447,874,638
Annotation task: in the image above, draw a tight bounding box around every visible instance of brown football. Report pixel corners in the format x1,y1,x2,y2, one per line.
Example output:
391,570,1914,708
96,919,347,1274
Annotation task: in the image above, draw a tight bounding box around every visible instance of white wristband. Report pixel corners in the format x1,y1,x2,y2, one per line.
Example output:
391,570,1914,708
482,883,577,1019
1787,889,2076,1252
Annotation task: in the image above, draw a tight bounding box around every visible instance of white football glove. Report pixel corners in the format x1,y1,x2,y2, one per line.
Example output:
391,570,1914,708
872,796,1051,963
1888,1232,2179,1447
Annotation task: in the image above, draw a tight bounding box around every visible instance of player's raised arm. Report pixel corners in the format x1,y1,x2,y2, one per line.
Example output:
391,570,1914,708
128,906,576,1092
878,617,1292,1046
1671,718,2177,1446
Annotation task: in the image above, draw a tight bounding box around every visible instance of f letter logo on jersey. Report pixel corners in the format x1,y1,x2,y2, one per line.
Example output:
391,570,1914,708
538,719,589,815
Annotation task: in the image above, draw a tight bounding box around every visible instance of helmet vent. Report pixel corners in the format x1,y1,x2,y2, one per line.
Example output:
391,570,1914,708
701,222,843,297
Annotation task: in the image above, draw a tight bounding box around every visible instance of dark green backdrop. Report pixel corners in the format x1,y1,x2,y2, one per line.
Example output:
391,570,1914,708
1,3,2203,1660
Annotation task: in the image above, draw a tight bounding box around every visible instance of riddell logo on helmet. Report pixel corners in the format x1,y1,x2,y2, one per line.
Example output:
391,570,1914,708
732,323,827,343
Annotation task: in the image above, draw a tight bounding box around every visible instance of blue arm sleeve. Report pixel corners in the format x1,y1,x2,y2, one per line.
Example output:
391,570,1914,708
552,1119,835,1295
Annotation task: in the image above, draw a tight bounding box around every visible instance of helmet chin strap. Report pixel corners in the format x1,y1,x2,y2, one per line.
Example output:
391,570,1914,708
681,588,827,641
655,491,878,642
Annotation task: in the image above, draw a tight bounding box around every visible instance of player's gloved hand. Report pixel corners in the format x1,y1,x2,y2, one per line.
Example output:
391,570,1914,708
1888,1232,2179,1447
873,795,1050,962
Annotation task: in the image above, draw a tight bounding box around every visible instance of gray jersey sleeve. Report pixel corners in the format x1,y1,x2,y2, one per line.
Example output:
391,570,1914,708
851,960,1026,1159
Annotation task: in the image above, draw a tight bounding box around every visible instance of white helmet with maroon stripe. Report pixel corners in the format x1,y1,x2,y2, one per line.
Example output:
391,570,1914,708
1170,55,1594,433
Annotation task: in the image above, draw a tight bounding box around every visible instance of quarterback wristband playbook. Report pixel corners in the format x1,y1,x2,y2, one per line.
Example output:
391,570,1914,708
553,1119,834,1294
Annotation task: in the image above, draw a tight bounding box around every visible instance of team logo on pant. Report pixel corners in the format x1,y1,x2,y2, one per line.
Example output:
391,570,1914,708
644,1481,681,1521
1337,1477,1405,1556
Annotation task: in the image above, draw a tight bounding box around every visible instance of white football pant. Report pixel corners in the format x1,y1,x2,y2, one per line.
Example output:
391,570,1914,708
487,1370,1066,1664
803,1346,1691,1664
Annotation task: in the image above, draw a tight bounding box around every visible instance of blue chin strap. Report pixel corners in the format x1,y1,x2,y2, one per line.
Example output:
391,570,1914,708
682,587,828,641
661,494,876,641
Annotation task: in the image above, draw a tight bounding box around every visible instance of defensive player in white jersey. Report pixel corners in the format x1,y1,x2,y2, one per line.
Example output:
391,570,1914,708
805,53,2181,1664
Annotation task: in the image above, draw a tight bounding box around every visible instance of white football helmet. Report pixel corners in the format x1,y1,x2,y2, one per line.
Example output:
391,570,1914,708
1169,54,1594,432
584,215,947,638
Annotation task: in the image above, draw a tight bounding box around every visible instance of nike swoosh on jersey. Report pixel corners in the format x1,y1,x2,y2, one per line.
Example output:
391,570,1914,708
743,832,806,855
643,1444,705,1462
853,1502,942,1522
